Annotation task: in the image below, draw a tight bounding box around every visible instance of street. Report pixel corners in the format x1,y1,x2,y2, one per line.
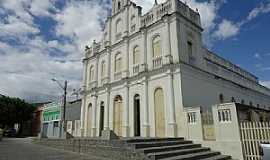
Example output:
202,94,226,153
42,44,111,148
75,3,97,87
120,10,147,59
0,138,107,160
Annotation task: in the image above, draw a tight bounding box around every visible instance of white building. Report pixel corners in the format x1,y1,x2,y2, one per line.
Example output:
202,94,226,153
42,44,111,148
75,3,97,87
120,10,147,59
80,0,270,138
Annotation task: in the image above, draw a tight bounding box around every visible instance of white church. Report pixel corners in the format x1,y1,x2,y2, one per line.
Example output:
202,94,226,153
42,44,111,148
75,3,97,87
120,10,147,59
80,0,270,138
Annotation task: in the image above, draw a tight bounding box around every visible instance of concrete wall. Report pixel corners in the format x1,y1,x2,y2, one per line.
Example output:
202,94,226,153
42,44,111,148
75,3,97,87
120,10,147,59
184,103,244,160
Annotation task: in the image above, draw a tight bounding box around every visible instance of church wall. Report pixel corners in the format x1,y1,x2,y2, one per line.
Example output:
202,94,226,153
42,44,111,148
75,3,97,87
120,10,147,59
181,64,270,109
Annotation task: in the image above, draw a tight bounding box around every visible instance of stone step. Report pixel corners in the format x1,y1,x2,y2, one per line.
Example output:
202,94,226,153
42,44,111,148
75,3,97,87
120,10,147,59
159,151,220,160
139,143,202,154
148,147,210,160
133,140,193,149
200,155,232,160
125,137,184,143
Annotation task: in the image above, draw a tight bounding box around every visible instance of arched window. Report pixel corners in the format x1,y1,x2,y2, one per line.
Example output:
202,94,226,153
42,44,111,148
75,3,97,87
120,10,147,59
116,19,122,34
89,65,95,81
101,61,106,78
152,35,161,58
133,46,140,65
115,53,122,73
131,15,136,31
219,94,224,103
118,1,121,10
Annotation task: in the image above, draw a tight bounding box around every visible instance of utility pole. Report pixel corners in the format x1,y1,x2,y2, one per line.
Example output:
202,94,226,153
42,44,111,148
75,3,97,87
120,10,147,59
52,78,68,138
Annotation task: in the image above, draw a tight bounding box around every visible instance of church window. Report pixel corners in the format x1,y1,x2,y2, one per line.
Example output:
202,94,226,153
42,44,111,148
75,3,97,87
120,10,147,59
133,46,140,65
153,35,161,58
101,61,106,78
118,1,121,10
115,53,122,73
131,15,136,32
89,65,95,81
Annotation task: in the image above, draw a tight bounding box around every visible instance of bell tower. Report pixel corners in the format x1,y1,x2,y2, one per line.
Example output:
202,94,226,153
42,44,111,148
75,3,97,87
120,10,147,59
112,0,129,15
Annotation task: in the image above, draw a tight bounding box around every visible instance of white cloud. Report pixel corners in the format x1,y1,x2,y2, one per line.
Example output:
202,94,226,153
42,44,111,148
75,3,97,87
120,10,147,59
260,81,270,89
29,0,57,17
247,3,270,21
54,1,108,51
214,19,240,40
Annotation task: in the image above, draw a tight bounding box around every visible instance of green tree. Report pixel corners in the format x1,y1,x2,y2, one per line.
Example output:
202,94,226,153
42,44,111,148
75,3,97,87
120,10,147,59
0,96,35,135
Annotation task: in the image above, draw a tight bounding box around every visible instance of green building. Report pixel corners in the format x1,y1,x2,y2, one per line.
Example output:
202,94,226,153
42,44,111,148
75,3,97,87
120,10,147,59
42,102,61,138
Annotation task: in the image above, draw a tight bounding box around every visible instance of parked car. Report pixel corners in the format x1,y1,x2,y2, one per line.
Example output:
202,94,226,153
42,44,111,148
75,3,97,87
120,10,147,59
4,128,16,137
260,143,270,160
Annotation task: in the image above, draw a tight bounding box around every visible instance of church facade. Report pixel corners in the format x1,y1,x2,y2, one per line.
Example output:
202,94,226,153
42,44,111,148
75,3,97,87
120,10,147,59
80,0,270,138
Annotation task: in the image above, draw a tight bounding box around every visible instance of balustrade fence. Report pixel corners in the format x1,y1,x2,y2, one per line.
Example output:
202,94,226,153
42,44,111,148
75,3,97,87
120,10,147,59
240,122,270,160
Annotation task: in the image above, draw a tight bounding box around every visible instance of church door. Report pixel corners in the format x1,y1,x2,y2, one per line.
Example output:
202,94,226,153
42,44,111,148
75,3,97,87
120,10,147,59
113,95,123,136
134,94,141,137
154,88,166,137
99,102,105,137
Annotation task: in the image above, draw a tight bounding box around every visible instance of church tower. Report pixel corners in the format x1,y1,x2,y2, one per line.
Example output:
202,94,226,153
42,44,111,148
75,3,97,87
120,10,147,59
112,0,130,15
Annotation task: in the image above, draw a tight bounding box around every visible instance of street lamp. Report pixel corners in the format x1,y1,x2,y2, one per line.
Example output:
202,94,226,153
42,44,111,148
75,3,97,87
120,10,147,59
52,78,67,138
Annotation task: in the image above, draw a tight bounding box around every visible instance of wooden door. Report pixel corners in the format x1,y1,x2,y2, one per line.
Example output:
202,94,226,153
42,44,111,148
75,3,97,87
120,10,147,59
154,88,165,137
113,96,123,136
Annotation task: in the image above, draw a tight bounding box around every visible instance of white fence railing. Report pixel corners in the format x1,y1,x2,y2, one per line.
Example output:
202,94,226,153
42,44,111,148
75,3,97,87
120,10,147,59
240,122,270,160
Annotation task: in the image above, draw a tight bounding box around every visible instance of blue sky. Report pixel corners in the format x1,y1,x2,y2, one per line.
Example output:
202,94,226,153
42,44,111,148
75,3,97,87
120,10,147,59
0,0,269,102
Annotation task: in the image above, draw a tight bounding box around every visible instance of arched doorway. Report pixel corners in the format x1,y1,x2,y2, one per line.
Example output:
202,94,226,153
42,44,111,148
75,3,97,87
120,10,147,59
87,103,92,136
99,102,105,137
113,95,123,136
154,88,165,137
134,94,141,137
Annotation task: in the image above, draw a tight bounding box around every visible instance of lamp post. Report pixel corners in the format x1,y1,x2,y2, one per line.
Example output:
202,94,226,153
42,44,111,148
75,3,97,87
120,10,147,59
52,78,67,138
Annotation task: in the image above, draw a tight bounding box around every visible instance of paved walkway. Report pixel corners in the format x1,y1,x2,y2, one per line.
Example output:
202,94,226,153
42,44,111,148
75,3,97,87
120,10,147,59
0,138,107,160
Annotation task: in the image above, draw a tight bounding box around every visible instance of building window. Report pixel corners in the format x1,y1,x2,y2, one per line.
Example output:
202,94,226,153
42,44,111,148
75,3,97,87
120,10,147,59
115,19,122,40
219,94,224,103
187,112,196,124
241,99,245,104
115,53,122,73
153,35,161,58
89,66,95,81
118,1,121,10
131,15,136,32
133,46,140,65
101,61,106,78
249,101,253,106
218,109,232,122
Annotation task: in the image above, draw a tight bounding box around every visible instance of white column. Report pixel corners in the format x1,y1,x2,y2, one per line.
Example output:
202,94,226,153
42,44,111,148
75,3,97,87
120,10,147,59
142,28,148,71
163,16,173,64
80,60,88,137
104,87,110,130
91,94,97,137
143,77,150,137
167,70,177,137
123,83,130,137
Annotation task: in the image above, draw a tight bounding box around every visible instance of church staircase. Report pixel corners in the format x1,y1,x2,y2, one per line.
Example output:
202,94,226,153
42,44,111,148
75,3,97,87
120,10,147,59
124,137,232,160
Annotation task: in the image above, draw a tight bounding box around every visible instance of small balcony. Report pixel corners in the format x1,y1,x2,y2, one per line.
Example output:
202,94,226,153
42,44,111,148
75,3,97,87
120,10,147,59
114,72,122,81
133,64,140,75
152,57,162,69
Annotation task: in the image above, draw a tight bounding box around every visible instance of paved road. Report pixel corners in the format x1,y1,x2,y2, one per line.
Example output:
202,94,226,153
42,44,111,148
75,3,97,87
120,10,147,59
0,138,107,160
